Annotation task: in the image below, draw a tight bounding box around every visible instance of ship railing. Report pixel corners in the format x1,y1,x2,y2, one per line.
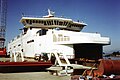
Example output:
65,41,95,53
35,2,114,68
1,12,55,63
22,15,42,18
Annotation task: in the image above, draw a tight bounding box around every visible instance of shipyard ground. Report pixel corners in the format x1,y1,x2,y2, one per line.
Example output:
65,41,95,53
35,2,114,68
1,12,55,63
0,58,70,80
0,72,70,80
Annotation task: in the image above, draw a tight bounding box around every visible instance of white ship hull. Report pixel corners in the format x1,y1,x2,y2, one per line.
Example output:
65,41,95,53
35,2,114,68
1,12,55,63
8,28,110,59
7,9,110,60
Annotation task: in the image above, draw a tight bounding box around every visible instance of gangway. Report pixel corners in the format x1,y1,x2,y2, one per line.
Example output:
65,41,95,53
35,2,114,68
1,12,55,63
47,50,93,76
47,50,73,76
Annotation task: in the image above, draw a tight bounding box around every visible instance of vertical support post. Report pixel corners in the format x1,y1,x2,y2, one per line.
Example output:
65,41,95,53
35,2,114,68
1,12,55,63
10,51,24,62
13,51,17,62
19,51,24,62
10,51,13,62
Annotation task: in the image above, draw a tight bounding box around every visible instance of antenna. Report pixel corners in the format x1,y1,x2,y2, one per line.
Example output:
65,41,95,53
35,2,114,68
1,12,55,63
43,9,55,18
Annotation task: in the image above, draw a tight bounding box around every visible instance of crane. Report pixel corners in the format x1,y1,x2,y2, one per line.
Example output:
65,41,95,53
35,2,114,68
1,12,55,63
0,0,7,56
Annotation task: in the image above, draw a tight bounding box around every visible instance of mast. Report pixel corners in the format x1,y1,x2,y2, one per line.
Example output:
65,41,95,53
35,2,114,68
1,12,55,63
43,9,55,18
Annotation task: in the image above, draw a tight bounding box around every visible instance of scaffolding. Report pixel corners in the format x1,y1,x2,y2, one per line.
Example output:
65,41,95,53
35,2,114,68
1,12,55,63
0,0,7,48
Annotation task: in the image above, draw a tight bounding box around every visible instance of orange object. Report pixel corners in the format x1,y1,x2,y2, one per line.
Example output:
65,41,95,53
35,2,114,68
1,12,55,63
94,59,120,76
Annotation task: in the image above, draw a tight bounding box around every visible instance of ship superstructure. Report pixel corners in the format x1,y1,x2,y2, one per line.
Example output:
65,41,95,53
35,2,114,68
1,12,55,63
8,9,110,60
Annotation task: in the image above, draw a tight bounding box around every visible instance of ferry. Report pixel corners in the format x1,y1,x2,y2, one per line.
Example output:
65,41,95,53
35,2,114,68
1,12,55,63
2,9,112,74
8,9,110,61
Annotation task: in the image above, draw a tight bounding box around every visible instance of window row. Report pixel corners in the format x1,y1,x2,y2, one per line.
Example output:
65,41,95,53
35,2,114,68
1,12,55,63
68,24,82,28
24,19,83,29
25,19,70,26
53,34,70,42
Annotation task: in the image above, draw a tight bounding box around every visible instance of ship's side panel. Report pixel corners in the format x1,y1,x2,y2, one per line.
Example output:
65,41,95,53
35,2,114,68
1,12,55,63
21,33,29,57
25,39,34,57
7,34,22,54
22,29,32,57
8,29,108,59
22,28,38,57
33,36,41,56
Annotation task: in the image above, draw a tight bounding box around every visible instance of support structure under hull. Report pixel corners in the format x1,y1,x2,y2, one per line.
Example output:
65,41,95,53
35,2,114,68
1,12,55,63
0,61,52,73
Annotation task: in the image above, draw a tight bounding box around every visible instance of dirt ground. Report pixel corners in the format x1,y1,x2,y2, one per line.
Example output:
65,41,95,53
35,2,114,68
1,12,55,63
0,72,70,80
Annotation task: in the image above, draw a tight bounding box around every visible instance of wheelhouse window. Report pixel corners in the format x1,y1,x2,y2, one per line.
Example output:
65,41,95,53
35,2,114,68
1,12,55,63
51,20,53,25
59,21,63,26
53,20,59,25
44,21,47,25
33,20,35,23
36,29,48,36
23,28,28,34
26,19,29,23
54,20,57,25
29,20,32,24
36,20,39,23
48,21,51,25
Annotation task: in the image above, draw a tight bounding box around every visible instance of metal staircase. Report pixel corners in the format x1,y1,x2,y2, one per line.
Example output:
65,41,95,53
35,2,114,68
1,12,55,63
47,51,73,76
